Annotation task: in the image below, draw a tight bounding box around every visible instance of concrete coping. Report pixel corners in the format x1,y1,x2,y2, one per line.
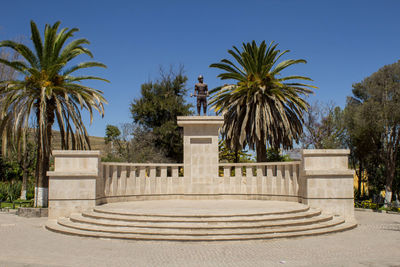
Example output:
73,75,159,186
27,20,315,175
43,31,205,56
177,116,224,126
102,162,183,167
219,161,300,167
302,149,350,156
52,150,101,157
47,171,98,177
302,169,354,176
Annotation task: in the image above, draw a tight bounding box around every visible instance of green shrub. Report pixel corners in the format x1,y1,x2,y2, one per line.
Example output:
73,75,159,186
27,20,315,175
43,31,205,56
0,182,8,202
354,199,379,209
26,179,35,200
7,181,21,202
378,206,400,212
0,181,22,202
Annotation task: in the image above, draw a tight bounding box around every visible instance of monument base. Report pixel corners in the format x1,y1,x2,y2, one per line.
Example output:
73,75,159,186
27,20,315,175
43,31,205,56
177,116,224,193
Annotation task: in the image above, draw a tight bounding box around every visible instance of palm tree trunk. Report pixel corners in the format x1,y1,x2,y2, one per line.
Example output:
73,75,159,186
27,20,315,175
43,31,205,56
256,138,267,162
34,132,47,207
34,101,54,208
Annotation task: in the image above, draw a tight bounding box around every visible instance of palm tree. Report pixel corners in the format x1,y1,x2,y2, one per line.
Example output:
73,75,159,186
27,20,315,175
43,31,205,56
0,21,108,206
209,41,316,162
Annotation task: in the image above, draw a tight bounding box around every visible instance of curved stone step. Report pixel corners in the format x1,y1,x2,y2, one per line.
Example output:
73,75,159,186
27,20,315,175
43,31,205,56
69,213,333,229
81,209,322,224
46,219,357,241
93,205,310,218
57,216,343,236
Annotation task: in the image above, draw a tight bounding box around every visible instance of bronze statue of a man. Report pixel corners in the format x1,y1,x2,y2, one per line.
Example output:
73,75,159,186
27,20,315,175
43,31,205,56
194,75,208,116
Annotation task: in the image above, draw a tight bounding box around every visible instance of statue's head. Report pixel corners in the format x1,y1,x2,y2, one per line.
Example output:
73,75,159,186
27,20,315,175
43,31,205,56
198,75,203,83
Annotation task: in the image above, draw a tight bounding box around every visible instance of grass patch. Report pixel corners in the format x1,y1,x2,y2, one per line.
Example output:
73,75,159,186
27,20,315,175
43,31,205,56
1,200,33,209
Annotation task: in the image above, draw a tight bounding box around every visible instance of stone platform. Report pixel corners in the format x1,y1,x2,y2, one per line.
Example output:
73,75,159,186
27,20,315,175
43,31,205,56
46,200,356,241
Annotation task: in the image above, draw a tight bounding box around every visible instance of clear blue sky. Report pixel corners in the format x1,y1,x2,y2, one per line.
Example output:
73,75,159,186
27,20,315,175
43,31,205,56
1,0,399,137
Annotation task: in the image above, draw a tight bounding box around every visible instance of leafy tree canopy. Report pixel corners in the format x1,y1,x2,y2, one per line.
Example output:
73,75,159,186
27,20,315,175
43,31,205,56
346,60,400,204
130,68,193,162
104,124,121,144
219,140,253,163
301,101,346,149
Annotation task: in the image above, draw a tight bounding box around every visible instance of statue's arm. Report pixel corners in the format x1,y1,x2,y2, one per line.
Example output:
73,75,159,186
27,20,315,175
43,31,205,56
194,84,198,96
206,84,209,96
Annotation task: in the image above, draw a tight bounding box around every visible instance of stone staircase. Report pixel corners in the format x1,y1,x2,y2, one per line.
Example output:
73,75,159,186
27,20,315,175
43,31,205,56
45,200,356,241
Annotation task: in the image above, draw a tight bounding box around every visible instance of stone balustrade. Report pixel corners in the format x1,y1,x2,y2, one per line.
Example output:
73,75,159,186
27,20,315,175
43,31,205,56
218,162,300,201
95,161,300,203
98,163,184,203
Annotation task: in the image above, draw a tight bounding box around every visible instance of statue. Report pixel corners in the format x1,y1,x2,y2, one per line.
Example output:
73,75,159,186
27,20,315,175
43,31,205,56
194,75,208,116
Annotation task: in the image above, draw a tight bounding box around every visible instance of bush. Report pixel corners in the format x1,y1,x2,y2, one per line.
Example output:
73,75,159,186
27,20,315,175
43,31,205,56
0,181,22,202
354,199,379,209
26,179,35,200
0,182,7,202
7,181,21,202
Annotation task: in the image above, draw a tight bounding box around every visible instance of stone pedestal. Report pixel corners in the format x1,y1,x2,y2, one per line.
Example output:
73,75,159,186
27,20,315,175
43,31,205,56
300,149,355,220
177,116,224,194
47,151,101,219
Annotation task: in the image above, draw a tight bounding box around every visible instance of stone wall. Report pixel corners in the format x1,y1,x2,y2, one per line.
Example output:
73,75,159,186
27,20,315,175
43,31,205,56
300,150,355,221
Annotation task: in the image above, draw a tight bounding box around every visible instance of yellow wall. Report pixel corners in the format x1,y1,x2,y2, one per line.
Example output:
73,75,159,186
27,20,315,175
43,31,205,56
354,172,368,196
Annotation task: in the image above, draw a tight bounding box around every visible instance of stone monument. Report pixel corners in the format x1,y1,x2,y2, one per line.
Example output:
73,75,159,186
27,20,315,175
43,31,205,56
177,116,224,194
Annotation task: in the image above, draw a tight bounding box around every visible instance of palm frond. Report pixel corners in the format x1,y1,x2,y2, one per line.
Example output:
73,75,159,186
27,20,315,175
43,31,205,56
209,40,316,161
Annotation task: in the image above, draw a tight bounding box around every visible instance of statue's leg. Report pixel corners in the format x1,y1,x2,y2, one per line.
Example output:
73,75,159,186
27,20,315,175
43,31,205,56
197,97,201,116
203,98,207,115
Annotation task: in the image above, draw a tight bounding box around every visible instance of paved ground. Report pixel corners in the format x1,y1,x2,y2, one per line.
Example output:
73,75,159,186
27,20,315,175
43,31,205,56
0,209,399,267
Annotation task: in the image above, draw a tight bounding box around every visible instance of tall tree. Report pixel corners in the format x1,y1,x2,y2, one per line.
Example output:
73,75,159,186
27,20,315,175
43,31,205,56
344,96,381,199
301,101,347,149
0,21,108,206
103,123,170,163
130,68,193,162
209,41,316,162
347,60,400,205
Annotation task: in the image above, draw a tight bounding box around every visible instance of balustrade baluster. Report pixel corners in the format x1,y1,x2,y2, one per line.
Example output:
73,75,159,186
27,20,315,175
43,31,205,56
256,166,263,195
104,165,110,196
126,166,135,195
234,166,241,194
172,166,178,177
222,166,229,194
111,166,118,196
276,165,283,200
284,165,292,199
292,164,299,198
160,166,167,194
266,165,273,196
119,166,127,196
138,166,146,195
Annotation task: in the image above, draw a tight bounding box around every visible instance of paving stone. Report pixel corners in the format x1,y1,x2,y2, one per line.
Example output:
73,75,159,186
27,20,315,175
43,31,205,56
1,209,400,266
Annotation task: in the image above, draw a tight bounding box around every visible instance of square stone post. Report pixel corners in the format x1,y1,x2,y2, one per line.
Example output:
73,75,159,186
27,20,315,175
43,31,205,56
300,149,355,221
177,116,224,194
47,150,101,219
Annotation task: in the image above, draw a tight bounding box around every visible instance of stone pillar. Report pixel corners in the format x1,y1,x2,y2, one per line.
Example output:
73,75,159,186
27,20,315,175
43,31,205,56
300,149,355,221
47,150,101,219
177,116,224,194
